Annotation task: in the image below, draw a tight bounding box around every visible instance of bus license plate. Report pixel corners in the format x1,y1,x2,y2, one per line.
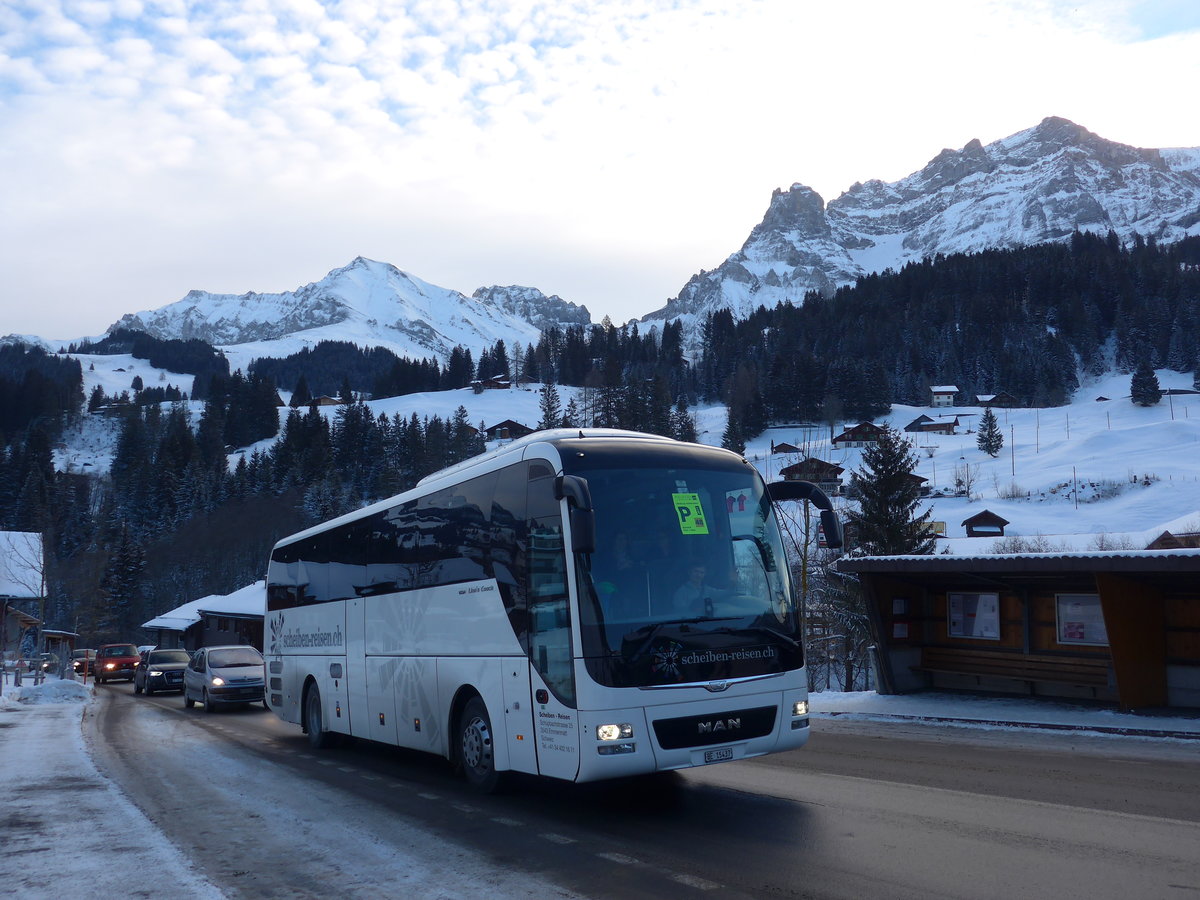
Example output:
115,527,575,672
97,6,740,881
704,747,733,764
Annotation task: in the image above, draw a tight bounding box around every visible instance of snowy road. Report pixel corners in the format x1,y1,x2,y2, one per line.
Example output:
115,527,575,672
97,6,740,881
83,682,1200,899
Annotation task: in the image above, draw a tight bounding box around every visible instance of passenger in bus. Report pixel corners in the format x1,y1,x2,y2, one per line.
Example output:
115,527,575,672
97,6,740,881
594,531,648,620
671,563,730,617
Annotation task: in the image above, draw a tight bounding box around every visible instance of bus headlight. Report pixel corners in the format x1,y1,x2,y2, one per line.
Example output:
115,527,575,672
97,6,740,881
792,700,809,717
596,723,634,741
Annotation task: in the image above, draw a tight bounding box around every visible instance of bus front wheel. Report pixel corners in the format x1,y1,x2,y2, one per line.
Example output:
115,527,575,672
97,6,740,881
459,697,503,793
304,683,336,749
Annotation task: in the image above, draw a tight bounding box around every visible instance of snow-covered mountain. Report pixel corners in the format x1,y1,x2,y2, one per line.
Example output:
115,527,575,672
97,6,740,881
644,117,1200,329
111,257,590,364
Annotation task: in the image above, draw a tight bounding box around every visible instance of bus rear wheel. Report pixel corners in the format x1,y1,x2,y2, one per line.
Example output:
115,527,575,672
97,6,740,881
459,697,503,793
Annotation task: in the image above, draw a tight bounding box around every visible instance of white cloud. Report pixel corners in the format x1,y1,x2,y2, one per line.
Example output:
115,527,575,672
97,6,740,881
1,0,1199,337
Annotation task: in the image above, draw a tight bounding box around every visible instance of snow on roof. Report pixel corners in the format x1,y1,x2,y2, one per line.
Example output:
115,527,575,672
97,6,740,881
142,580,266,631
931,385,959,392
839,547,1200,572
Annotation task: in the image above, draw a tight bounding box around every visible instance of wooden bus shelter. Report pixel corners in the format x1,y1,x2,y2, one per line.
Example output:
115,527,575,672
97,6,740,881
837,549,1200,712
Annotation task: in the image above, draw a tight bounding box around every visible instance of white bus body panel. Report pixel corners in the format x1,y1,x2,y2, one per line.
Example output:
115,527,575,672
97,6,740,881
392,656,442,753
346,598,369,737
266,602,349,732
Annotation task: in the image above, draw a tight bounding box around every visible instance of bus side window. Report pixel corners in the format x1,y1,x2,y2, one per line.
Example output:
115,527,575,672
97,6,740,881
492,463,529,650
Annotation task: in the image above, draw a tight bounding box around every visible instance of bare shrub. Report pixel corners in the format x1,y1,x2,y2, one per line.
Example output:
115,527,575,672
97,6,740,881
995,481,1026,500
1088,533,1136,550
990,534,1070,553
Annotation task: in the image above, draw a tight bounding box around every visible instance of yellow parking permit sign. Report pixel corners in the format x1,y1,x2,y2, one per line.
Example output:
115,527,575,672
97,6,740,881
672,493,710,535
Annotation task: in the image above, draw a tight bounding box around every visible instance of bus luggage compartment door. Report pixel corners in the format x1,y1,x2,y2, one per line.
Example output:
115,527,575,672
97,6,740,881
531,669,580,781
501,660,538,775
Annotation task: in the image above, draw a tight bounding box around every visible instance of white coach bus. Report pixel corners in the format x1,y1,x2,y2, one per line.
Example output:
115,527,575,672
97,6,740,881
265,428,841,790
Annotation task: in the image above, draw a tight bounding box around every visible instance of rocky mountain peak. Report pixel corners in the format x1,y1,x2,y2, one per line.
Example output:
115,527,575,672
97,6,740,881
641,118,1200,345
751,184,830,242
471,285,592,333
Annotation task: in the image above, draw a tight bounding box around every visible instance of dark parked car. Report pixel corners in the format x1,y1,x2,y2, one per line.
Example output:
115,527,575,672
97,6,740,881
134,648,191,695
183,645,266,711
95,643,141,683
72,649,97,676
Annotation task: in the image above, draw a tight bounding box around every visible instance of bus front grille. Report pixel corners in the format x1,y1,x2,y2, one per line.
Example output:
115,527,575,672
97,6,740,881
652,705,777,750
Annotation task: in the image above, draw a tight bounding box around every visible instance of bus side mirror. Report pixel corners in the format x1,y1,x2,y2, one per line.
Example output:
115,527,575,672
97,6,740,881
569,508,596,555
767,480,844,550
556,474,596,554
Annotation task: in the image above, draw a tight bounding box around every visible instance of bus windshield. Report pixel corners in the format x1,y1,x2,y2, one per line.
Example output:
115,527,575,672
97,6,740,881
571,456,802,688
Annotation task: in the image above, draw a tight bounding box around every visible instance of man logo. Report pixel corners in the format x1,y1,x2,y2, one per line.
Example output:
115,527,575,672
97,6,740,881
697,717,742,734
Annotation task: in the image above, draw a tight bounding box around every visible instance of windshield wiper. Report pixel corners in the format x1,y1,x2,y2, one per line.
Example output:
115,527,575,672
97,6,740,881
708,624,800,649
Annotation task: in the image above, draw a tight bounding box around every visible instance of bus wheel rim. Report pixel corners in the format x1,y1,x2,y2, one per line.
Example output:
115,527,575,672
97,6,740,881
463,716,492,770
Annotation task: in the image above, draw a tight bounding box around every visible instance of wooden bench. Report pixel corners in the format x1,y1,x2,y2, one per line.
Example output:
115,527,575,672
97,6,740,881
914,646,1111,690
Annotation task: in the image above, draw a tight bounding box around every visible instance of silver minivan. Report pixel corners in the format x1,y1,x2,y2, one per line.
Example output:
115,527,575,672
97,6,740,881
183,645,266,711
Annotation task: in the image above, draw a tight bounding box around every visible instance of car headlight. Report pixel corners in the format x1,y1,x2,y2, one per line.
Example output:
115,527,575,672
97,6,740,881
149,669,163,677
792,700,809,717
210,676,225,686
596,723,634,741
104,662,116,670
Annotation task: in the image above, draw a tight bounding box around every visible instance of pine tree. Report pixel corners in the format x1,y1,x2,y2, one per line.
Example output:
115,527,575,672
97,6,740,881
721,407,745,455
976,407,1003,457
290,374,311,408
537,382,562,431
1130,358,1162,406
845,425,936,555
561,398,580,429
99,523,147,638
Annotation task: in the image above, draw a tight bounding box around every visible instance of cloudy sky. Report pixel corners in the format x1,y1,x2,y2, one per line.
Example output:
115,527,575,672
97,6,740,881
3,0,1199,341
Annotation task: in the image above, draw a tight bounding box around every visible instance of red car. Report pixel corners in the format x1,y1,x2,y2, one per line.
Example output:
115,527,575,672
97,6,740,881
95,643,141,683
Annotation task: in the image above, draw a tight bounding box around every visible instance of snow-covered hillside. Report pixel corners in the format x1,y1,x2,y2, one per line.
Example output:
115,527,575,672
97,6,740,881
740,370,1200,552
57,355,1200,553
646,117,1200,333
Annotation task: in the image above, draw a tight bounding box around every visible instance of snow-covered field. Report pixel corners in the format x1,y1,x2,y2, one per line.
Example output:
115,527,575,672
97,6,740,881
56,352,1200,552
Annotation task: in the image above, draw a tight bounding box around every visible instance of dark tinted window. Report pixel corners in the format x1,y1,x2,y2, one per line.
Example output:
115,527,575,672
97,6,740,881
208,647,263,667
100,644,137,657
148,650,190,665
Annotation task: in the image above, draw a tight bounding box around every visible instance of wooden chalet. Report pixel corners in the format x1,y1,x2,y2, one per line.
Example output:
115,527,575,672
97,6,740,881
1147,531,1200,550
975,391,1018,408
471,374,512,391
142,581,266,653
904,414,959,435
484,419,534,441
961,509,1010,537
907,472,931,497
930,385,959,408
778,458,845,496
831,422,885,449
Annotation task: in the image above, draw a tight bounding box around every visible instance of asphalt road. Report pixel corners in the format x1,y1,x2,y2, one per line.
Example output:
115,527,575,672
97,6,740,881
87,682,1200,899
